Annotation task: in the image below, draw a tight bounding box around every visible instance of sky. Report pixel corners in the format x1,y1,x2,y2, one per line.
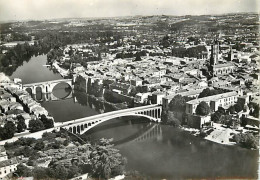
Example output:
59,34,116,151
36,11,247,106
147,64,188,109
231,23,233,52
0,0,259,21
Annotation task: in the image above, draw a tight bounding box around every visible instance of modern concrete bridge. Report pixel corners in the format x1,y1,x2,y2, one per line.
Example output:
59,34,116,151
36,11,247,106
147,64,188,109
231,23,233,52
59,104,162,135
23,79,73,94
0,104,162,145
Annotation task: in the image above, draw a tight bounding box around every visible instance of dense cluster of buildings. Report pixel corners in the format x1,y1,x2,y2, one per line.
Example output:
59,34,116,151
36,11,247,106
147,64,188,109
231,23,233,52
60,37,259,128
0,77,51,134
0,146,22,178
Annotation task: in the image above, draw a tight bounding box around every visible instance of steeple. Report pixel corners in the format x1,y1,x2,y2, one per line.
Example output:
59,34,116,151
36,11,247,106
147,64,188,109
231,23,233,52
228,44,233,61
210,38,219,66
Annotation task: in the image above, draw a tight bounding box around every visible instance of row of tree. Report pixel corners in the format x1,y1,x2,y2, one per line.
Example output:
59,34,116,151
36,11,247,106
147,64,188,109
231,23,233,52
13,137,126,179
0,115,54,140
28,115,54,133
233,133,258,149
198,88,225,98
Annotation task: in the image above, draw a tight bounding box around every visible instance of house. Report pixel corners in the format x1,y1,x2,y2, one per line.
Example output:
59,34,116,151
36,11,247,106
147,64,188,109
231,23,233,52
212,63,236,76
186,114,212,129
135,92,151,103
19,113,32,126
109,82,132,95
130,78,143,86
0,146,7,162
149,92,166,105
31,106,48,117
185,91,239,114
162,88,204,110
160,81,180,91
0,158,19,178
0,146,22,178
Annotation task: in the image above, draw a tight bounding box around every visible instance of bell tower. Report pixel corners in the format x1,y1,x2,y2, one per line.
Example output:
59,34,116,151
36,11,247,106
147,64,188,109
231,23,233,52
210,39,219,66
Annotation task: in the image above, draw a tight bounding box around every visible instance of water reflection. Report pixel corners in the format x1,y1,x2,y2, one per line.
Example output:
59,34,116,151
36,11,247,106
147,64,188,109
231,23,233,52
11,55,61,84
81,116,258,179
114,123,163,146
10,53,258,179
32,92,73,102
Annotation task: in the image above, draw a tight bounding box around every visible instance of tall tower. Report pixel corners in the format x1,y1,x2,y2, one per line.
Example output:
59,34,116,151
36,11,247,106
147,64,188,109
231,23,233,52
210,39,219,66
228,45,233,61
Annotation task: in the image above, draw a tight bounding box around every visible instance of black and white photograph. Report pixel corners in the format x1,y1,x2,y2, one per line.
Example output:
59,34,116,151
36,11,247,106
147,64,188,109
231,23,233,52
0,0,259,179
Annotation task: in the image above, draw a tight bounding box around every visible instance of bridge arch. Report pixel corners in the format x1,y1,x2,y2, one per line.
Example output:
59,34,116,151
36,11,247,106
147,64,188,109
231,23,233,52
50,81,72,93
59,105,162,135
48,81,72,94
25,88,33,95
23,79,73,95
64,112,161,135
73,126,77,134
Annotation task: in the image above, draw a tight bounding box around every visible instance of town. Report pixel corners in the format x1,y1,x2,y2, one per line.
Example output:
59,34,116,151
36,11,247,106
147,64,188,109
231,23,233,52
0,12,259,179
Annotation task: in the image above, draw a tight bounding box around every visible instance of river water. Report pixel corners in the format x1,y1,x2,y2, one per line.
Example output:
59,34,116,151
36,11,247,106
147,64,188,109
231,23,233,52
10,55,259,179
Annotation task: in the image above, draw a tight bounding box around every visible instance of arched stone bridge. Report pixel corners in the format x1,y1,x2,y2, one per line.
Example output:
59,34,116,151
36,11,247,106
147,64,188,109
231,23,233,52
59,104,162,135
23,79,73,94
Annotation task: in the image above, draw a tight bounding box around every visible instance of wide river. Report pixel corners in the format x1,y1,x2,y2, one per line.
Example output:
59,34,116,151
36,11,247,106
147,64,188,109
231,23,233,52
10,55,259,179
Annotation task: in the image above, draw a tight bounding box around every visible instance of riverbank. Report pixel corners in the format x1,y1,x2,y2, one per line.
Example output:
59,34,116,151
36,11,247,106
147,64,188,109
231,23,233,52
181,124,237,145
204,123,237,145
181,122,259,150
52,61,70,77
83,93,249,148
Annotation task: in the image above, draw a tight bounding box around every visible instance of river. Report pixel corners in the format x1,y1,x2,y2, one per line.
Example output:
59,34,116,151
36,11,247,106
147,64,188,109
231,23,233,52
10,55,259,179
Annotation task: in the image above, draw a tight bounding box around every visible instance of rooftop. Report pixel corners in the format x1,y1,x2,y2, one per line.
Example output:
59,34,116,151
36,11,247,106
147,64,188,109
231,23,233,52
187,91,238,105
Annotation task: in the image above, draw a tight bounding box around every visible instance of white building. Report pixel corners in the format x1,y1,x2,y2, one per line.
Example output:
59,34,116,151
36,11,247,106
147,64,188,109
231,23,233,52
135,92,151,103
186,91,239,114
0,146,19,178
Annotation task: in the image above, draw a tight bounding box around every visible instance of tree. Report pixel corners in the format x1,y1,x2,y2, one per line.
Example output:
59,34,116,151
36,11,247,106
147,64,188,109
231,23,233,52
0,127,5,140
233,133,258,149
15,164,32,177
129,87,138,97
198,88,211,98
211,111,222,122
228,105,236,114
29,119,45,133
40,115,54,129
169,95,186,112
1,121,16,139
67,165,81,179
34,141,45,151
196,101,210,116
167,111,181,127
33,167,49,179
218,107,226,114
17,116,27,133
54,164,69,180
198,88,224,98
90,139,126,179
161,110,180,127
234,103,243,113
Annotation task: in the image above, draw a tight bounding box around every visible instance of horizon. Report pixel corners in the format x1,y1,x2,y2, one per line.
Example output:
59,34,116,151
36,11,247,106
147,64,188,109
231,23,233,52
0,0,259,22
0,11,259,23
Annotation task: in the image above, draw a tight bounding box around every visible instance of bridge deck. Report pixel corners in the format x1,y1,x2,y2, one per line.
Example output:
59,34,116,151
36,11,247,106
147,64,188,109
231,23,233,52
23,79,72,86
59,104,161,128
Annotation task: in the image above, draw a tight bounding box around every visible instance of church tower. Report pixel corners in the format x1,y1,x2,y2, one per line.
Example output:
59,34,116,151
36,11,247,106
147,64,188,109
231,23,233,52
210,39,219,66
228,45,234,61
